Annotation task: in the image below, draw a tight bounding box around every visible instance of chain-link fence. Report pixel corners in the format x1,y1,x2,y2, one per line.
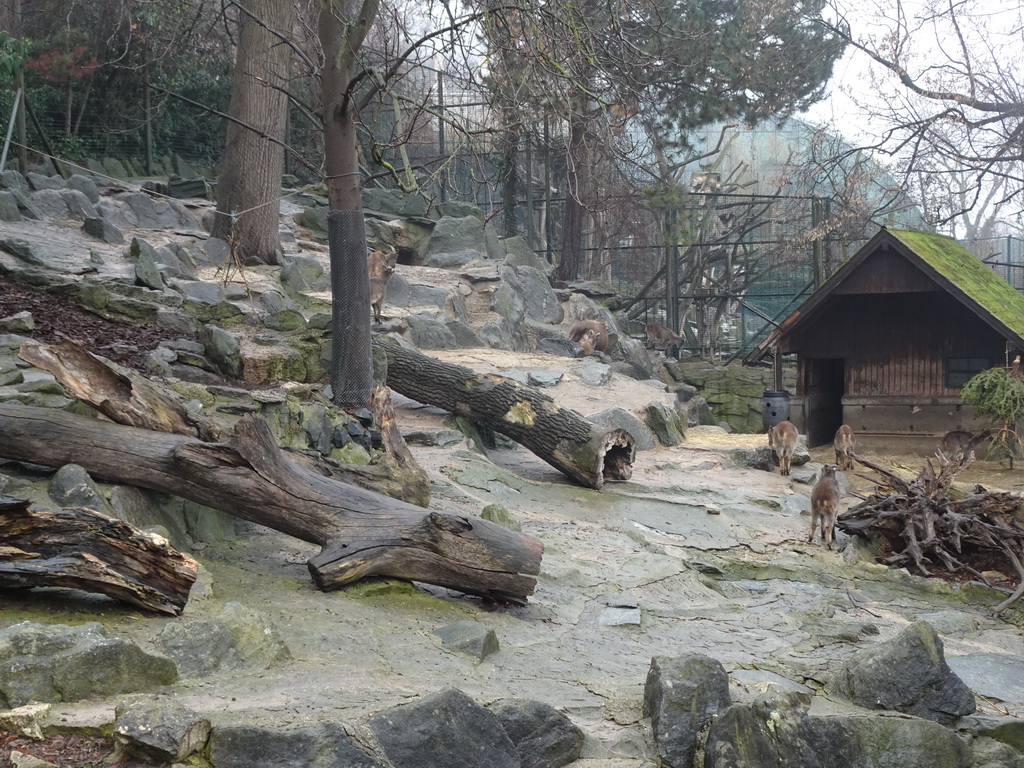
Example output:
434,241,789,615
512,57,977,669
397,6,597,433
7,57,1020,362
962,236,1024,290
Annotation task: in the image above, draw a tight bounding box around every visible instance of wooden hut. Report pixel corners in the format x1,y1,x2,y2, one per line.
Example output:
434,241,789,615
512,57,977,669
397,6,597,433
748,227,1024,453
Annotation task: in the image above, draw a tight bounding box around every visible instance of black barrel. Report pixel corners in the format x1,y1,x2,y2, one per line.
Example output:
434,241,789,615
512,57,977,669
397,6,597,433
761,389,791,431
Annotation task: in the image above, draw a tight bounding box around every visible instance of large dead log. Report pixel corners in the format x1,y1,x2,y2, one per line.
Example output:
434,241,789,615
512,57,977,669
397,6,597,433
20,339,431,506
19,337,224,441
0,403,543,604
376,338,635,489
0,495,198,615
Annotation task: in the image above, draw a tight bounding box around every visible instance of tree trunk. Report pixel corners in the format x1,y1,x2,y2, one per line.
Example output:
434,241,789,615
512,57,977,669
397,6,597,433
0,495,198,615
0,404,542,604
319,0,380,408
210,0,293,266
376,338,636,489
554,111,589,283
500,122,520,239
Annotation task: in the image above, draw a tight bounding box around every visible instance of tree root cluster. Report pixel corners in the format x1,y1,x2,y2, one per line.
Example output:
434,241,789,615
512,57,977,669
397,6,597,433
837,451,1024,614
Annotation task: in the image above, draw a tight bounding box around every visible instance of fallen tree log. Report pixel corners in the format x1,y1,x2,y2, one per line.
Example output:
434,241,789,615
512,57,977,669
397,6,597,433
19,339,432,506
837,451,1024,613
0,495,198,615
0,403,543,604
375,338,636,489
19,336,224,441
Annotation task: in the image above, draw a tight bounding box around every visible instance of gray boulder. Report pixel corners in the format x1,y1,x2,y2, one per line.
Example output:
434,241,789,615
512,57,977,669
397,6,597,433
26,188,69,218
437,200,483,219
48,463,116,516
370,687,521,768
82,216,124,244
0,622,177,708
0,170,29,192
407,313,458,350
67,173,100,203
705,694,972,768
435,620,499,662
491,279,527,343
588,407,655,450
538,336,586,358
210,722,381,768
411,283,455,309
970,737,1024,768
363,187,429,217
169,279,223,307
131,237,168,290
0,311,33,333
200,236,231,267
0,191,21,221
60,188,97,219
113,694,211,763
826,620,976,724
95,198,138,230
117,191,201,230
643,653,731,768
154,602,289,677
481,503,522,531
424,215,488,261
25,172,65,191
7,187,40,219
402,428,465,447
949,653,1024,707
501,264,563,325
108,485,238,548
736,442,811,473
574,360,613,386
617,337,654,376
479,319,518,351
644,401,686,447
446,318,485,348
488,698,584,768
199,323,242,378
423,247,483,268
280,255,329,297
503,236,554,277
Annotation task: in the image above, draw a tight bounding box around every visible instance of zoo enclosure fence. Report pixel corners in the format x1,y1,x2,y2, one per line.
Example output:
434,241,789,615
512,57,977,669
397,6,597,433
7,63,1022,362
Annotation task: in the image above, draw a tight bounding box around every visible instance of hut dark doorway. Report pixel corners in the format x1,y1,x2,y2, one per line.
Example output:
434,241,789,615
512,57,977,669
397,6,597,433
805,358,845,447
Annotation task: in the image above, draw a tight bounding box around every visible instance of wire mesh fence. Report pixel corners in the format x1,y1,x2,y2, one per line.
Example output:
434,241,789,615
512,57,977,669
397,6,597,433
5,61,1021,362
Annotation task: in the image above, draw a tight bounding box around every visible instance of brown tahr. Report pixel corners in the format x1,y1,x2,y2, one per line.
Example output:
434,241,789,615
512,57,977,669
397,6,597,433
768,419,799,476
834,424,855,471
809,464,841,548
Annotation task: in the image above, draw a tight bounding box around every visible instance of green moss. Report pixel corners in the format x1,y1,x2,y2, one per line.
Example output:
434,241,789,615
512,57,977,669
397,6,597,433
167,381,217,408
505,400,537,426
481,503,522,531
264,352,308,382
889,228,1024,340
181,299,247,326
332,441,370,465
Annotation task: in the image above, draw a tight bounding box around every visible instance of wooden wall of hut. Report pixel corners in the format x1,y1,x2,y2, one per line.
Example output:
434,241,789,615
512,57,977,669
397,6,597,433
786,291,1006,398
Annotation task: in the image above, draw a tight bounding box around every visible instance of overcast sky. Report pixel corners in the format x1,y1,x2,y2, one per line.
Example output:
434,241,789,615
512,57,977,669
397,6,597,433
800,0,1023,142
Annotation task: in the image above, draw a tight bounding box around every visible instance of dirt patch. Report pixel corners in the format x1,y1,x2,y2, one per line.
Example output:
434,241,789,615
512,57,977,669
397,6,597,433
0,732,139,768
0,276,196,374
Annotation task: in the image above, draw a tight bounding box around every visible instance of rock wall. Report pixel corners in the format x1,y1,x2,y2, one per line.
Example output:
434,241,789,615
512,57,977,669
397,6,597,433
3,617,1020,768
666,360,797,433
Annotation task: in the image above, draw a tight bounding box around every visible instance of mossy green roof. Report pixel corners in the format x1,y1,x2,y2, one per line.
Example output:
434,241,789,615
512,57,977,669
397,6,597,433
746,226,1024,362
887,228,1024,342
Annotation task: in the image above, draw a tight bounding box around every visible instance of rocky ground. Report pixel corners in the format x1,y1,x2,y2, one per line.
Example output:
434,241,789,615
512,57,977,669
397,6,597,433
3,178,1024,767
